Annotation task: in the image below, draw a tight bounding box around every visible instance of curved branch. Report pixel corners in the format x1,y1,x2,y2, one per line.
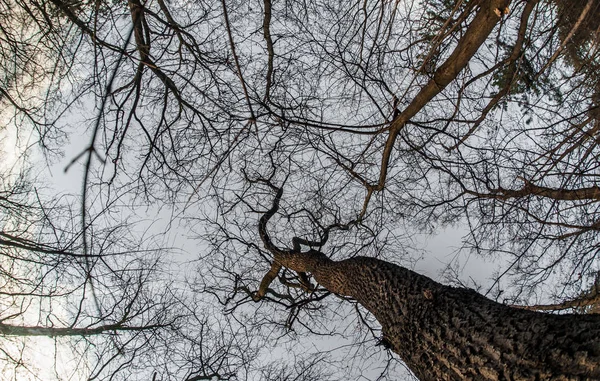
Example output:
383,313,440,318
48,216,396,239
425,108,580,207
258,182,288,256
355,0,511,215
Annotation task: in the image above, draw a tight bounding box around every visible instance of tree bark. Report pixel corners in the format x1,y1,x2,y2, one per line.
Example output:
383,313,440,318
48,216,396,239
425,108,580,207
257,187,600,380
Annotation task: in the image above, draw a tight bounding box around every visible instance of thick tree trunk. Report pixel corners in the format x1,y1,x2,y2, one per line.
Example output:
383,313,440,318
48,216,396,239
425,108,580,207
257,187,600,380
275,252,600,380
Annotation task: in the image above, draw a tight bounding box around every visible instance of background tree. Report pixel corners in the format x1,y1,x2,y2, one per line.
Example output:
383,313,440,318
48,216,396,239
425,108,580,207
0,163,260,380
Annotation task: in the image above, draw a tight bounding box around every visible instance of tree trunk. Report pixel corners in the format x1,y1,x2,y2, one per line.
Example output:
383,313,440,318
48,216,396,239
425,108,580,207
275,251,600,380
257,187,600,380
0,322,162,337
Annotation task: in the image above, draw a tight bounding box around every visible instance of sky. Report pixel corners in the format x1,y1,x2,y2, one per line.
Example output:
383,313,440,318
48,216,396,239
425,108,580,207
1,1,576,379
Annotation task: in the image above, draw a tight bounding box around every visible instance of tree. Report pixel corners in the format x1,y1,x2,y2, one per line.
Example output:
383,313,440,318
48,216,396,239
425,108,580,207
2,0,600,379
0,166,258,380
254,180,600,380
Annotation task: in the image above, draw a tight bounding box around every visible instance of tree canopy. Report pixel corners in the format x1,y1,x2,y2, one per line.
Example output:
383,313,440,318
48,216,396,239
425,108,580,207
1,0,599,379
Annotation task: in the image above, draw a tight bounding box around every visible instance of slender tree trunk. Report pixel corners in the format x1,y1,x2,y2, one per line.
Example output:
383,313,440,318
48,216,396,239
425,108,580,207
257,187,600,380
0,322,163,337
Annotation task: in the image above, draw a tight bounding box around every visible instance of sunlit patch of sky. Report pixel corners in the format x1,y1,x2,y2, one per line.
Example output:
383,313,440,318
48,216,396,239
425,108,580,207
0,40,86,381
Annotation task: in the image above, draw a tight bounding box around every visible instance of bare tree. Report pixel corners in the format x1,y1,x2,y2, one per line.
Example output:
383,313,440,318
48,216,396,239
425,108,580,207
3,0,600,379
0,167,261,380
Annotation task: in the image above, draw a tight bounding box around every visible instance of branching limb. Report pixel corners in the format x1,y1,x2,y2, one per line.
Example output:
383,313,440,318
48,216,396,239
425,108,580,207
253,262,282,301
353,0,511,215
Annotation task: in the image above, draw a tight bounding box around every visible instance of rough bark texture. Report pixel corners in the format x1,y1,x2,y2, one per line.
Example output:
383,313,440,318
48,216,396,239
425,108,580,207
300,255,599,380
258,188,600,380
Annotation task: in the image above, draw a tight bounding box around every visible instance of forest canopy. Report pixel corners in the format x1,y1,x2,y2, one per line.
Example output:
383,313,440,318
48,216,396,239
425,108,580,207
1,0,599,379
